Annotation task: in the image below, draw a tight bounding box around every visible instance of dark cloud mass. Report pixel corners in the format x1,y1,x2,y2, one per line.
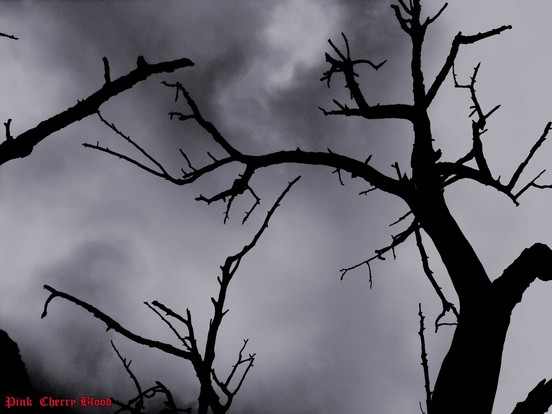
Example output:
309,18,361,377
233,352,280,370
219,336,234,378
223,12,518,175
0,1,551,413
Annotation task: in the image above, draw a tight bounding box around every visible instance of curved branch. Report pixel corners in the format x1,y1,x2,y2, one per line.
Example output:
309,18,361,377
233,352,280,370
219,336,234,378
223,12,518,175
492,243,552,310
87,85,409,226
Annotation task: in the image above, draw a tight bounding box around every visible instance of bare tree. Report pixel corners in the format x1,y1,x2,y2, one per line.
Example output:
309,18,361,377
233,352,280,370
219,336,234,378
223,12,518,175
65,1,552,413
41,177,300,414
0,29,192,400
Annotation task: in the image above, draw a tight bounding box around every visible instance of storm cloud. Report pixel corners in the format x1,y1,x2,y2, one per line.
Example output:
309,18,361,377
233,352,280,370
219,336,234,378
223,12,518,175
0,1,551,413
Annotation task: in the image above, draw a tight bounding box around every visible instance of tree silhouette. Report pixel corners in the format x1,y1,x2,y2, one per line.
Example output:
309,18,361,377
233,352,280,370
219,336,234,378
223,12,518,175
0,330,33,396
0,30,192,401
38,1,552,413
42,177,300,414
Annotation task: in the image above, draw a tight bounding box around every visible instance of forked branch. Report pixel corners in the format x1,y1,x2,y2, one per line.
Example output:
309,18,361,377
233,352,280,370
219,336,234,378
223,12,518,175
110,342,192,414
339,220,418,286
320,33,413,121
211,339,256,410
42,177,301,414
438,122,552,205
85,80,407,226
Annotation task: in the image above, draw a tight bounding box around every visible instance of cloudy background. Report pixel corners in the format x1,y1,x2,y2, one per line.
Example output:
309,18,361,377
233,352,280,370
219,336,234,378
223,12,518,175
0,0,551,413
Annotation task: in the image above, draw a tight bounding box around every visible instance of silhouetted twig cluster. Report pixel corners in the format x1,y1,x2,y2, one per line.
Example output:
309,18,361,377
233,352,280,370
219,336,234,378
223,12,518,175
42,178,301,414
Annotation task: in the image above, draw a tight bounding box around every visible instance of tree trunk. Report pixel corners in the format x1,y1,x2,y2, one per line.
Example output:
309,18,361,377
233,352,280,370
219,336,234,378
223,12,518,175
430,304,511,414
416,196,511,414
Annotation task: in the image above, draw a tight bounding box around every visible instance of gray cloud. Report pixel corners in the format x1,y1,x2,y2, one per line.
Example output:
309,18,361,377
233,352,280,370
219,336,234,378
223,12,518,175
0,1,551,414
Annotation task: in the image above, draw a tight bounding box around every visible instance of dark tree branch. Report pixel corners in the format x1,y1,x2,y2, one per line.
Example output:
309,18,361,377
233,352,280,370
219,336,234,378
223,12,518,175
83,141,179,181
438,122,552,205
149,301,200,356
414,227,459,332
492,243,552,310
162,81,241,158
96,111,169,176
389,210,413,227
359,186,378,196
508,123,552,192
418,303,432,414
391,4,413,34
452,63,496,179
320,33,413,121
339,220,418,285
102,57,111,84
424,3,448,27
113,381,191,414
242,187,261,225
0,31,18,40
511,378,552,414
41,285,193,360
426,25,512,106
0,56,193,167
87,81,407,227
211,338,256,410
111,341,144,413
144,302,189,350
512,169,552,201
4,118,13,141
332,167,345,186
66,4,549,413
42,178,300,414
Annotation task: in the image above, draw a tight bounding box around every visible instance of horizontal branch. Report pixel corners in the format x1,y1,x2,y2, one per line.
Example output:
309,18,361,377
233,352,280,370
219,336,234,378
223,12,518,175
247,150,404,196
319,101,414,121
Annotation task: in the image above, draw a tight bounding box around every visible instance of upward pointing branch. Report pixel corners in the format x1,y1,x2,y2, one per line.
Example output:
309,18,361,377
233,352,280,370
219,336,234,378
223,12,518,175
0,56,193,167
418,303,432,414
426,25,512,106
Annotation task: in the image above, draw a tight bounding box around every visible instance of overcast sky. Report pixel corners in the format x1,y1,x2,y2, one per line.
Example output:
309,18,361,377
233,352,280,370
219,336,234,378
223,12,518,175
0,1,552,413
